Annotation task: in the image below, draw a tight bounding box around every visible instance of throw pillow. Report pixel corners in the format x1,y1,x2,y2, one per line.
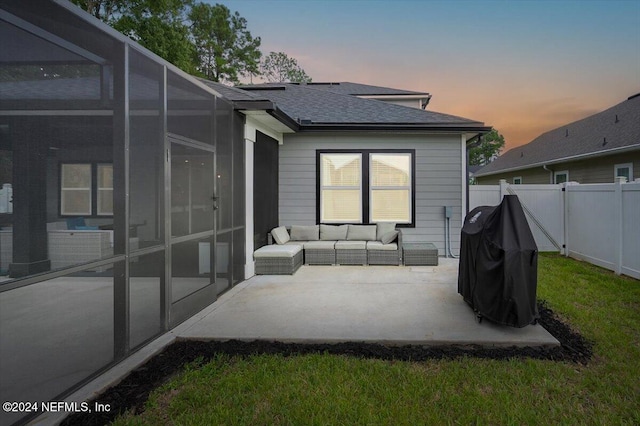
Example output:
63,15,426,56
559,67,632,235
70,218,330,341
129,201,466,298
290,225,320,241
380,230,399,245
347,225,377,241
271,226,290,245
320,224,349,240
376,223,396,240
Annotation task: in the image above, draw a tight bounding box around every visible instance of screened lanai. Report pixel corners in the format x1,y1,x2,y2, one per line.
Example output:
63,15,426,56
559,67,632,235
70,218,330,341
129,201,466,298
0,2,245,424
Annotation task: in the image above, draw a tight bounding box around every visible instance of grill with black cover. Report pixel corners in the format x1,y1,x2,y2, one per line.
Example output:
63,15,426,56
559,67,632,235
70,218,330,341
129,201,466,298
458,195,539,327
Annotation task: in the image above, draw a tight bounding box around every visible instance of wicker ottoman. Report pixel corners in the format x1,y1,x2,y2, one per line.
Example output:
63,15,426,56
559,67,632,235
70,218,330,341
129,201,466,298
403,243,438,266
335,241,367,265
254,244,303,275
303,241,336,265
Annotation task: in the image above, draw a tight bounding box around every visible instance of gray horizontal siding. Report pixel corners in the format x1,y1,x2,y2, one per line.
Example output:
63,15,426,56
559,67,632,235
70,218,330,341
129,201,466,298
278,133,464,255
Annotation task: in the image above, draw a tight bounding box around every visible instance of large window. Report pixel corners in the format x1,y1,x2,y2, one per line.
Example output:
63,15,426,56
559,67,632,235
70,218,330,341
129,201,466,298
318,150,414,225
60,163,113,216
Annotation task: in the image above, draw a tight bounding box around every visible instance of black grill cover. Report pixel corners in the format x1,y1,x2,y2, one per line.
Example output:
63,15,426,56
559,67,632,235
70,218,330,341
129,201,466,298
458,195,539,327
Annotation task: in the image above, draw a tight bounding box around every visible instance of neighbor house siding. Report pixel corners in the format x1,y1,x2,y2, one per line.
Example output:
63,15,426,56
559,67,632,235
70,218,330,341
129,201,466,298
475,167,550,185
475,151,640,185
278,133,463,255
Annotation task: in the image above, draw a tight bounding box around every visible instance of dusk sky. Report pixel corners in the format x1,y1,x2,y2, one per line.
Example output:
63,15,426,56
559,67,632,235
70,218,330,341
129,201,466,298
214,0,639,151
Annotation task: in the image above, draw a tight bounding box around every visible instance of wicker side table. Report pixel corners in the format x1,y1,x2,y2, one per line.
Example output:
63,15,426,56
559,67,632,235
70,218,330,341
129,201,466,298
403,243,438,266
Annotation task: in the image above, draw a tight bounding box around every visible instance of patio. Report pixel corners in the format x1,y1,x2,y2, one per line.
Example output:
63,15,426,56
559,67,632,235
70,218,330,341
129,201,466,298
178,259,558,347
24,258,558,425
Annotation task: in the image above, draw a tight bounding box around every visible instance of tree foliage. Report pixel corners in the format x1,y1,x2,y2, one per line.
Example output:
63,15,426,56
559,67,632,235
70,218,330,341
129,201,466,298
111,0,197,74
72,0,262,83
260,52,311,83
189,3,261,83
70,0,125,22
469,129,506,166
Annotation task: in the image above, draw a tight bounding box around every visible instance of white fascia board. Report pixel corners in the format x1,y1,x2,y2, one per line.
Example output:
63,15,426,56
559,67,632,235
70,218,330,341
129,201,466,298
242,111,293,140
245,115,284,144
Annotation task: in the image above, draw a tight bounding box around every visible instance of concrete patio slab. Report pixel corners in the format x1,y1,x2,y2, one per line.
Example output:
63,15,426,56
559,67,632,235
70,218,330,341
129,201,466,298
178,259,559,347
27,258,558,425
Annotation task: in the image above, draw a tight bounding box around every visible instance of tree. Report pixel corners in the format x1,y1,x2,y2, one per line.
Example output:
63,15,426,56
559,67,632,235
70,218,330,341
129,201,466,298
260,52,312,83
112,0,197,74
70,0,125,22
72,0,197,74
189,3,261,83
469,129,506,166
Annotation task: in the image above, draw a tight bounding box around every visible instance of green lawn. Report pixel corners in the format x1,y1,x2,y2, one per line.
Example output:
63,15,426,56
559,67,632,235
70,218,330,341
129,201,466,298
113,254,640,425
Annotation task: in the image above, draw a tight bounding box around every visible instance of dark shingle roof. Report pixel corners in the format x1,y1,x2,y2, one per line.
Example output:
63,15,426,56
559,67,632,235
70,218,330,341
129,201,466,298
475,94,640,176
299,82,429,96
237,83,484,129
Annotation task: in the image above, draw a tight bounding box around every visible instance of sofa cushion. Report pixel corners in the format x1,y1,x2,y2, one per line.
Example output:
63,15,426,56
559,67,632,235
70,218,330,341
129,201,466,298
320,224,348,241
290,225,319,241
271,226,290,245
335,240,367,250
347,225,377,241
380,230,399,245
367,241,398,251
254,244,302,259
376,223,396,240
304,240,336,249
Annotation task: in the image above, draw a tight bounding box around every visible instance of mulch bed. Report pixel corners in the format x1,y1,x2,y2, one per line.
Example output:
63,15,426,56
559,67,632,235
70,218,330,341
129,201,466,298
61,300,592,426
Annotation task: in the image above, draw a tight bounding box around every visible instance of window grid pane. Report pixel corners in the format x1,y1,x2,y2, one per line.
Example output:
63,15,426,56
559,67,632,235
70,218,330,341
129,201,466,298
371,189,410,222
371,154,410,186
322,189,361,222
61,164,91,188
61,190,91,215
321,154,361,186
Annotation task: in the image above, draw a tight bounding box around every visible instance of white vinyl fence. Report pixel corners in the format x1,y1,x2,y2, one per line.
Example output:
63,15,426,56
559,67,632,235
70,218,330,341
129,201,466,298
469,178,640,279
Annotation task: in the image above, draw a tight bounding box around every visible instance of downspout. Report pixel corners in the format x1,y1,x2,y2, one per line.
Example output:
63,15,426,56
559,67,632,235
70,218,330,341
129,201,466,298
543,164,553,184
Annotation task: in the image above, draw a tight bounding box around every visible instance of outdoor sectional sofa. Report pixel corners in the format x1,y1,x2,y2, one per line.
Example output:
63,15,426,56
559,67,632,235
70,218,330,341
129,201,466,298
254,224,402,275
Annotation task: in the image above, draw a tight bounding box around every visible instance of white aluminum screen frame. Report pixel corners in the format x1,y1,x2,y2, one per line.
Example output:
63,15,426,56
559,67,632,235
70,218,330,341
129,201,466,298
369,153,412,223
320,153,362,223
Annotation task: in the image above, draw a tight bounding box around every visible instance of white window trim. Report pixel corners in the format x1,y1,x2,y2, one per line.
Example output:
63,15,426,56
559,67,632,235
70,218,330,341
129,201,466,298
614,163,633,181
513,176,522,184
369,153,412,223
554,170,569,184
319,153,362,223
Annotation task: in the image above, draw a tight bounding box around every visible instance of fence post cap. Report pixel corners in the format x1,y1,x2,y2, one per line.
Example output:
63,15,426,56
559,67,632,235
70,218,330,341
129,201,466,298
615,176,627,184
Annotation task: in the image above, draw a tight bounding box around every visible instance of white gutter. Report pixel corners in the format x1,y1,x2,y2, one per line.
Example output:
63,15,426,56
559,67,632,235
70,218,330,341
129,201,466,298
475,143,640,177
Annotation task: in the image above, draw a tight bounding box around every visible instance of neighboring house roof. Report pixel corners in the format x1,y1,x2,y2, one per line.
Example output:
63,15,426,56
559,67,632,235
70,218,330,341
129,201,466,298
297,81,429,97
475,94,640,177
468,165,484,175
233,82,487,132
